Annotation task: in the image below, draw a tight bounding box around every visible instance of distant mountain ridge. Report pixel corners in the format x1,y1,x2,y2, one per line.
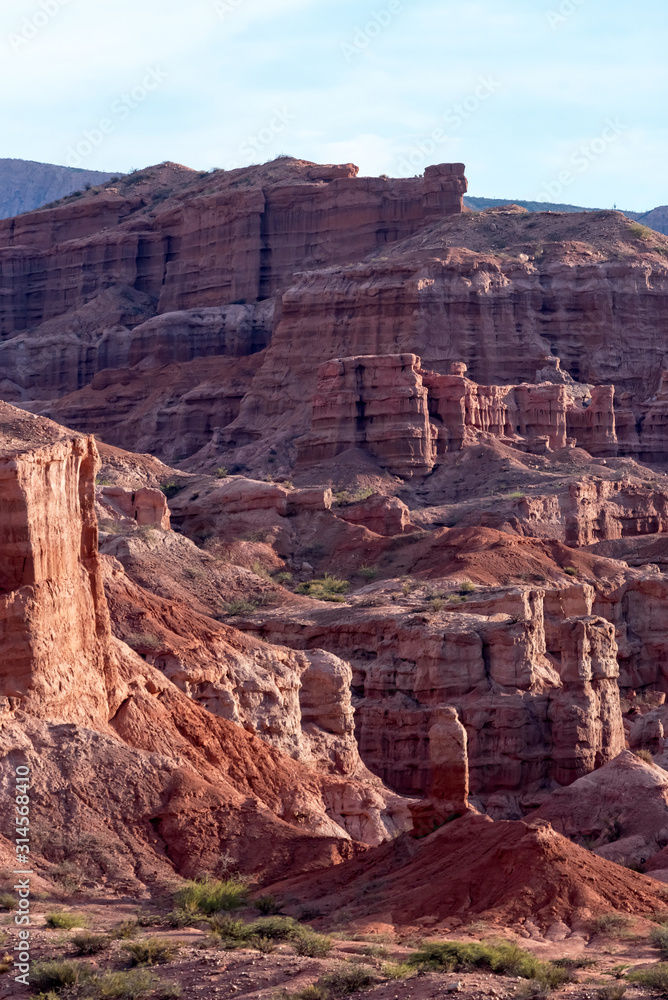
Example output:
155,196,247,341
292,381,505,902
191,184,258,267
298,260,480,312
465,196,668,236
0,158,119,219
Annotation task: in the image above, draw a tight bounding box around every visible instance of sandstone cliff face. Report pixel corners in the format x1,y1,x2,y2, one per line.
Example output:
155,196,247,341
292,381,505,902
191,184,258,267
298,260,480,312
234,587,625,817
0,159,466,340
0,403,110,725
0,403,414,889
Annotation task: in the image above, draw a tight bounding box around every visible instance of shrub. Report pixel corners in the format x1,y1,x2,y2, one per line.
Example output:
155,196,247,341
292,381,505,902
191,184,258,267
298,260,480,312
628,965,668,994
175,876,249,914
72,932,111,955
652,925,668,956
31,959,92,991
294,932,333,957
320,964,377,993
251,560,272,579
564,566,578,577
597,986,627,1000
590,913,633,936
135,913,166,928
81,968,157,1000
629,223,654,240
507,490,525,499
45,911,89,929
254,894,281,915
361,944,389,958
358,565,378,580
159,481,184,500
216,468,229,479
459,580,476,594
0,892,15,910
296,576,350,602
430,598,446,611
406,941,568,985
110,920,139,940
249,916,300,940
123,938,181,966
275,572,293,586
382,961,413,980
224,599,260,616
123,632,162,652
166,906,200,928
636,749,655,765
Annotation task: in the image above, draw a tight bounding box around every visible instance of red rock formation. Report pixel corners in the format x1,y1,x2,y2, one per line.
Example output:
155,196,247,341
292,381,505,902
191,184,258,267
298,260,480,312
235,586,625,814
0,403,413,888
98,486,171,529
0,159,466,337
296,355,619,475
296,354,438,477
265,812,667,930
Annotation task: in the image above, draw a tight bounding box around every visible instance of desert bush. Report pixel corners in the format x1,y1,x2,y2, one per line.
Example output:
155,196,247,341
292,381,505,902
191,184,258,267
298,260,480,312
590,913,633,936
381,961,413,980
123,632,162,652
45,911,89,929
216,467,229,479
123,937,181,966
0,892,15,910
275,572,293,586
249,916,301,940
159,481,184,500
175,876,249,914
135,912,165,928
81,968,157,1000
333,487,374,506
652,925,668,956
564,566,578,577
597,986,627,1000
407,941,568,986
321,964,377,993
459,580,476,594
358,565,378,580
224,599,261,616
254,894,280,915
636,749,655,765
628,964,668,994
72,932,111,955
251,560,272,579
293,932,333,957
110,920,139,940
361,944,389,958
31,959,92,991
296,576,350,602
166,906,200,928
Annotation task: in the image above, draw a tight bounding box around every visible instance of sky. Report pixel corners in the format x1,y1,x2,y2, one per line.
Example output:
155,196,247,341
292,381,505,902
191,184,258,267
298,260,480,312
1,0,666,211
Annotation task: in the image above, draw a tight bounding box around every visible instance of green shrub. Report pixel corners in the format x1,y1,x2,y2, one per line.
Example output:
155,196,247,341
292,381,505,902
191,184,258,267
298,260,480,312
135,912,165,928
459,580,476,594
358,565,378,580
174,876,249,914
159,481,184,500
123,937,181,966
597,986,627,1000
590,913,633,936
110,919,139,939
652,926,668,956
45,911,89,929
224,599,260,616
361,944,389,958
637,749,655,765
406,941,568,985
320,964,377,994
249,916,300,940
564,566,578,577
0,892,15,911
296,576,350,602
216,467,229,479
381,961,413,980
31,959,92,991
628,964,668,994
72,932,111,955
81,968,157,1000
255,894,281,915
294,932,333,957
166,906,200,928
275,572,293,586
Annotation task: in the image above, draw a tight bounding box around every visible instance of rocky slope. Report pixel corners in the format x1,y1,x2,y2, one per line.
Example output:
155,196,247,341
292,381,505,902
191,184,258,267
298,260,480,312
4,158,668,944
0,158,117,219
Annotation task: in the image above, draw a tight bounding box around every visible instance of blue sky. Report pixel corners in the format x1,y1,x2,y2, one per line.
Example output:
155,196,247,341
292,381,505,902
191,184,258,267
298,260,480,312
2,0,666,210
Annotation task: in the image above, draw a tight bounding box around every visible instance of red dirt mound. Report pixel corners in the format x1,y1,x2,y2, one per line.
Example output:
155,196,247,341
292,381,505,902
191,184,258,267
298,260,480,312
265,813,667,931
